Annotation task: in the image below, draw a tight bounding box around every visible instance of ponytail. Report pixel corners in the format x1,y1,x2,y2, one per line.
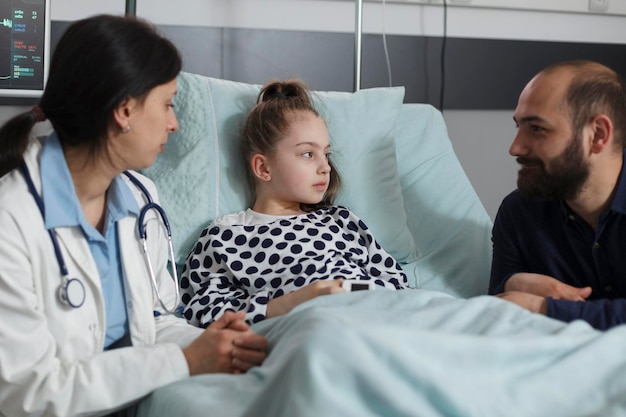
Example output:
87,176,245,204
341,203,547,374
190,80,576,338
0,109,39,177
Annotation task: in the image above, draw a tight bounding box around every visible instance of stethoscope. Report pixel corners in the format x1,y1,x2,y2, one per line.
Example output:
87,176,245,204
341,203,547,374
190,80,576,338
21,162,181,315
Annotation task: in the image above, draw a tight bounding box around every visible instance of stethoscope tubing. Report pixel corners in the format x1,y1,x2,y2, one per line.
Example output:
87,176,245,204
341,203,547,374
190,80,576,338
21,161,86,308
21,162,180,315
123,172,182,315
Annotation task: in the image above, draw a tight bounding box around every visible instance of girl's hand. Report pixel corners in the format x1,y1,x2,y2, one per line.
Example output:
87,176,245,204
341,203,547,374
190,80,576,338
266,279,345,318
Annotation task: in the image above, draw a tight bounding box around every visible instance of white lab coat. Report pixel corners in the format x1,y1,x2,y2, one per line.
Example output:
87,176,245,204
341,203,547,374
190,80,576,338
0,137,203,417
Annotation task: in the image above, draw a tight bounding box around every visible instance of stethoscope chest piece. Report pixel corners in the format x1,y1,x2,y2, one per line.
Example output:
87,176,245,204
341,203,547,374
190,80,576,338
59,277,86,308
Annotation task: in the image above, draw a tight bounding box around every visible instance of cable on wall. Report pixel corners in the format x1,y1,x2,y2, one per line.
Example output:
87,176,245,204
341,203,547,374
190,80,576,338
355,0,393,90
439,0,448,112
381,0,393,87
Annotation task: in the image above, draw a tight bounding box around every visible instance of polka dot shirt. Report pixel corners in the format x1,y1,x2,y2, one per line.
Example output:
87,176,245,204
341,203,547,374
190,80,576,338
180,206,409,326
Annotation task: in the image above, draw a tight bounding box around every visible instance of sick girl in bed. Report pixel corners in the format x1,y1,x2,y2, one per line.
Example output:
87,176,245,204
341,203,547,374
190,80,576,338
180,79,409,326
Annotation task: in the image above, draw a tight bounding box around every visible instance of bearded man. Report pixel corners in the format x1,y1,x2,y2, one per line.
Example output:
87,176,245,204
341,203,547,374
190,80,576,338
489,59,626,330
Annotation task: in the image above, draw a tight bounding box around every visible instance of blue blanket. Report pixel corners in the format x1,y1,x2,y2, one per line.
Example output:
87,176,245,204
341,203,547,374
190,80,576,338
134,290,626,416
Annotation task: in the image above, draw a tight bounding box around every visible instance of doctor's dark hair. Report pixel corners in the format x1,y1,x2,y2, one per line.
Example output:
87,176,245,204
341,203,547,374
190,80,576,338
0,14,182,177
241,79,342,212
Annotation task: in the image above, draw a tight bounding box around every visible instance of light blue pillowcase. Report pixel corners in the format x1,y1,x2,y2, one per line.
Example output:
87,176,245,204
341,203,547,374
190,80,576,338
142,72,419,268
394,103,493,297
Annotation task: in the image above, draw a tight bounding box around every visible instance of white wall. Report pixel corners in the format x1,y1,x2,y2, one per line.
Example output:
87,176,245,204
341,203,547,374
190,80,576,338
49,0,126,21
443,110,518,220
4,0,626,220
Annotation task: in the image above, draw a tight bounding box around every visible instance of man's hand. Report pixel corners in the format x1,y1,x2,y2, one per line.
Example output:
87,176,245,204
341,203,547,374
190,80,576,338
266,279,345,318
504,273,592,301
183,311,268,375
496,291,548,314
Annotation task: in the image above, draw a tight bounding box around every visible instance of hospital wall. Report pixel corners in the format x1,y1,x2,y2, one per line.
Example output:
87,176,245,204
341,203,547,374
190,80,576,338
2,0,626,221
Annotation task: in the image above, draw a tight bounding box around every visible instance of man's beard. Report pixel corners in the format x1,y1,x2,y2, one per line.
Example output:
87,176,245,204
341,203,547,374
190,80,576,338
516,133,590,200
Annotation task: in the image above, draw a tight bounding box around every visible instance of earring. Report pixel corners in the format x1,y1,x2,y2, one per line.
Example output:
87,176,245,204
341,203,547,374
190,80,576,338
123,125,131,134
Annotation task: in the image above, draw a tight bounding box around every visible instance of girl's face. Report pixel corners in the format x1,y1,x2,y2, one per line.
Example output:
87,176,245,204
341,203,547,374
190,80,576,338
110,78,179,171
257,110,331,214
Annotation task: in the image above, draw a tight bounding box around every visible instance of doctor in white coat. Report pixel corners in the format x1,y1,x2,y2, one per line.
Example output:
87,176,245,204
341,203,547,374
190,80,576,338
0,14,267,417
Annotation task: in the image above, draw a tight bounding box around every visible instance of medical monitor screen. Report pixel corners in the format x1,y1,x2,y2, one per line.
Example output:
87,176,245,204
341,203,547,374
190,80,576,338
0,0,50,98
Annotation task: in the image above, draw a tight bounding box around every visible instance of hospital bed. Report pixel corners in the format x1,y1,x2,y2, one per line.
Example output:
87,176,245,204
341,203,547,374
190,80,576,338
135,72,626,417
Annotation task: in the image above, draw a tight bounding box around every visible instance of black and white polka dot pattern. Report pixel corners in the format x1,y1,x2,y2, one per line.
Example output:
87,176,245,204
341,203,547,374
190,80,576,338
180,206,409,327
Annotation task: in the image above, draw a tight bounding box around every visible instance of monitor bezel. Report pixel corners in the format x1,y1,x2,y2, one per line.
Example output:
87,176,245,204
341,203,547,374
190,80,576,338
0,0,51,98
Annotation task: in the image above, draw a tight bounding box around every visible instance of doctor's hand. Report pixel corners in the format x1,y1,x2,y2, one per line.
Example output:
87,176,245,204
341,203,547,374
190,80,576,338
183,311,268,375
265,279,345,319
504,272,592,301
